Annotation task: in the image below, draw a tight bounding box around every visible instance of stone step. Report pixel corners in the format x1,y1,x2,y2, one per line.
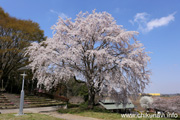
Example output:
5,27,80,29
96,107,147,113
0,105,17,109
0,99,10,103
0,101,10,103
0,94,67,109
27,103,65,107
0,96,6,99
0,99,9,101
25,99,61,102
0,103,14,106
25,96,52,99
0,98,8,100
24,99,53,101
24,101,63,104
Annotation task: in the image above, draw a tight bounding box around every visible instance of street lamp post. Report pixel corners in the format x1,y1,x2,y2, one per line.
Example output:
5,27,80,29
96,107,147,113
17,66,30,116
18,71,27,115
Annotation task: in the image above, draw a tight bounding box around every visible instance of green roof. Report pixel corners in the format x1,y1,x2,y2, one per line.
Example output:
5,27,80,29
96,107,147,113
99,99,135,110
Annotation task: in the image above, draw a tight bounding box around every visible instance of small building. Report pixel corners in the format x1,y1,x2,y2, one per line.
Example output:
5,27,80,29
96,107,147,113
99,99,135,113
139,93,160,96
148,93,160,96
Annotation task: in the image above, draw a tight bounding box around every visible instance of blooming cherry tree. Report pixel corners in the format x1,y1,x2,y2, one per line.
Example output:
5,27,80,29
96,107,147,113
25,10,151,107
153,96,180,114
140,96,153,109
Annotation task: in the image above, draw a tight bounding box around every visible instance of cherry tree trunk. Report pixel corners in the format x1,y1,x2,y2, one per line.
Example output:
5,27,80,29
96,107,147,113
88,89,95,109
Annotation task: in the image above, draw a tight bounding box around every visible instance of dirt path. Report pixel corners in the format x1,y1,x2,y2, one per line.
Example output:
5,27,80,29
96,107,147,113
43,112,102,120
0,106,59,114
0,106,102,120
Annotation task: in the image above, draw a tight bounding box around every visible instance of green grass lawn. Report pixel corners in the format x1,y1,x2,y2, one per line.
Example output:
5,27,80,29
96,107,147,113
74,111,175,120
58,105,178,120
0,113,64,120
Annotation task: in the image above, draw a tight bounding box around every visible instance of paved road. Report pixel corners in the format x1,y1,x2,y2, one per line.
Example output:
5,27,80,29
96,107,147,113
0,106,101,120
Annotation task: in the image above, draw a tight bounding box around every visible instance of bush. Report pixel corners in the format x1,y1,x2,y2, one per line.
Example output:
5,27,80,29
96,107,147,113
67,103,79,108
58,102,110,114
79,101,89,109
58,108,82,114
92,106,110,113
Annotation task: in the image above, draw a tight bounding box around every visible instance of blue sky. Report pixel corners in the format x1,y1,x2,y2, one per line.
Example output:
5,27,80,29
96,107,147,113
1,0,180,94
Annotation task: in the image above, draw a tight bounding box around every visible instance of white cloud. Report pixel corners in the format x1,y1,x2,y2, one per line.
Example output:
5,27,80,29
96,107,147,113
146,13,175,31
130,12,176,33
134,12,149,23
50,9,68,19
